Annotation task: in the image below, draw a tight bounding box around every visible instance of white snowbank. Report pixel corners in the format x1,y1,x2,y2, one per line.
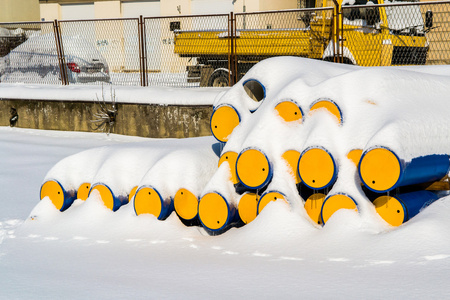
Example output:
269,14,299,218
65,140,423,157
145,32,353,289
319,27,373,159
2,57,450,298
0,82,226,105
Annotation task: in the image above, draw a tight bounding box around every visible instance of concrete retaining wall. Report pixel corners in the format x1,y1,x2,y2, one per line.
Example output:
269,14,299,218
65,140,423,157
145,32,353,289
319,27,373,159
0,98,213,138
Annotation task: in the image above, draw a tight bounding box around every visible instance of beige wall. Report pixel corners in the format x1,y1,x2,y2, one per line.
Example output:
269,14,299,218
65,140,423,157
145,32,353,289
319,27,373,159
234,0,297,13
39,0,304,21
95,1,121,18
260,0,297,11
40,3,60,21
161,0,191,16
1,0,40,22
233,0,259,13
41,1,121,20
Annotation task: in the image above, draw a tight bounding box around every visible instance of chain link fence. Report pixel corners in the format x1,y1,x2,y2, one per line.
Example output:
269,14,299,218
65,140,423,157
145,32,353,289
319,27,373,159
0,21,60,84
0,1,449,87
234,8,334,83
58,18,141,86
341,1,450,66
145,14,230,88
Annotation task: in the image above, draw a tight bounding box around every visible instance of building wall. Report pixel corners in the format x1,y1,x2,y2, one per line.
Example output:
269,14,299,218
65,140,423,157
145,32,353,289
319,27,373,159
233,0,297,13
39,0,304,21
40,3,60,21
161,0,191,16
260,0,297,11
233,0,260,13
95,1,121,19
0,0,40,22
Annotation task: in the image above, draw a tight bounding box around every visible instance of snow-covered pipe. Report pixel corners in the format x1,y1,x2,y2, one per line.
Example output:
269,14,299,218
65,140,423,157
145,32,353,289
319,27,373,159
236,147,273,190
257,190,287,215
128,186,138,202
40,147,110,211
210,104,241,143
347,149,363,167
135,145,219,221
274,99,304,124
358,147,450,193
237,191,260,224
87,146,173,212
298,146,338,190
134,185,173,220
320,193,358,225
173,188,200,222
308,98,343,125
77,183,91,201
198,191,239,233
304,192,326,225
197,160,241,233
40,179,76,212
373,191,440,227
242,79,266,110
218,151,239,185
90,183,129,212
282,149,301,184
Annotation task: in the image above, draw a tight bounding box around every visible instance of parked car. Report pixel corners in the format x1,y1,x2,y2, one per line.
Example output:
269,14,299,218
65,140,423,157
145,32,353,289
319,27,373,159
1,33,110,84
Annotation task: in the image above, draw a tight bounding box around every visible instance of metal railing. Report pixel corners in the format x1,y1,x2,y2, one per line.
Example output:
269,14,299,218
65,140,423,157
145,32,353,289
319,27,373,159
0,1,449,88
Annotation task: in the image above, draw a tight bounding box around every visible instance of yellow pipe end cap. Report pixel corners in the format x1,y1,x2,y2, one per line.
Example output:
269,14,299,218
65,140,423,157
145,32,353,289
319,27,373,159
218,151,239,184
321,194,357,224
304,193,326,225
282,150,301,184
174,188,199,220
198,192,229,230
373,195,405,227
210,105,240,142
40,180,65,210
90,184,115,211
134,187,162,218
238,192,259,224
275,100,303,123
299,148,335,189
236,148,271,189
347,149,363,167
128,186,138,203
309,100,342,125
258,192,286,214
77,183,91,201
359,148,401,192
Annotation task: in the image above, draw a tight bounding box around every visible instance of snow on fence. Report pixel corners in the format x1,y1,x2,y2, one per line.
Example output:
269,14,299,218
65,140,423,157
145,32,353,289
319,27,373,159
1,1,450,88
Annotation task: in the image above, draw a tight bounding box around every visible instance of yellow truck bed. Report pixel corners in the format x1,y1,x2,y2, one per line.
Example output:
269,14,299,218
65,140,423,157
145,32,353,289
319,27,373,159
174,21,331,58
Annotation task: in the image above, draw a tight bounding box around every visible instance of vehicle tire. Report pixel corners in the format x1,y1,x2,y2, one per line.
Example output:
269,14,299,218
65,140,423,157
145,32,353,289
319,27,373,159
208,69,229,87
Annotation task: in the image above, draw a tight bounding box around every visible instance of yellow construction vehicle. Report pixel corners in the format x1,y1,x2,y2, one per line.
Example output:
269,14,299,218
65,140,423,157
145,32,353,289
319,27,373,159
174,0,433,86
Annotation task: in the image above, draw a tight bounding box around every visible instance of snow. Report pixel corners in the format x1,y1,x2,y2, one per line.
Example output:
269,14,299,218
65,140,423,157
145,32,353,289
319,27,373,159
1,57,450,298
0,82,225,105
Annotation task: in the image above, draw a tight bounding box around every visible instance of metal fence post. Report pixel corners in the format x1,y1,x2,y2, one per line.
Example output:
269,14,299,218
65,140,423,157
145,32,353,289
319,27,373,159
228,12,237,86
139,15,148,87
53,19,68,85
228,12,232,86
331,0,341,63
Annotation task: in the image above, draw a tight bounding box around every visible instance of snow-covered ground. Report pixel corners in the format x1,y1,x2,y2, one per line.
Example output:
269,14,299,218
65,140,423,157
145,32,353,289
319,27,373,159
0,81,225,106
1,57,450,299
